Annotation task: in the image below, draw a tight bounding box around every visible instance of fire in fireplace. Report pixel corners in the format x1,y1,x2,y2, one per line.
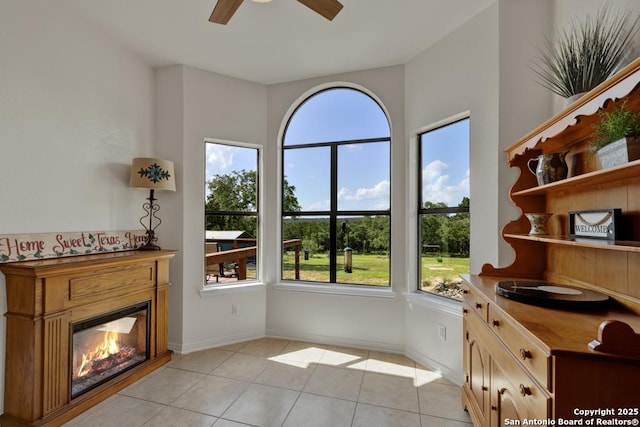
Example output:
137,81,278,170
71,301,151,399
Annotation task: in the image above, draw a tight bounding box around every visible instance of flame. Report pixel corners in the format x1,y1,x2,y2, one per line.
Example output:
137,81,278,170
76,331,121,378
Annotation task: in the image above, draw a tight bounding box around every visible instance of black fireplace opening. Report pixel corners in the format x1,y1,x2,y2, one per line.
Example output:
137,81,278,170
71,301,151,399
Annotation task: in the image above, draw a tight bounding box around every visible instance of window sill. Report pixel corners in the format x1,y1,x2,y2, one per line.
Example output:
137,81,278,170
275,281,397,299
199,281,266,298
405,291,463,317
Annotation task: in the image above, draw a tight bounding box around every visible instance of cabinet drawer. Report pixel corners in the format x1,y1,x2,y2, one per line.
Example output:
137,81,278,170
488,305,550,390
463,283,489,322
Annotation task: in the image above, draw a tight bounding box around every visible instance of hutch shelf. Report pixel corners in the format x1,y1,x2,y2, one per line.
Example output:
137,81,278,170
462,57,640,427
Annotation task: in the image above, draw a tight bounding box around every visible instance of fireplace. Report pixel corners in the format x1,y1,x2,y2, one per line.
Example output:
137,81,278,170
0,250,175,426
71,301,151,399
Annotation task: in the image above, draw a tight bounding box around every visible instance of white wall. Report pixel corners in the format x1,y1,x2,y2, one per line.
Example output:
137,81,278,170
0,0,155,413
404,2,501,383
265,66,408,352
154,66,186,346
155,65,269,353
497,0,554,265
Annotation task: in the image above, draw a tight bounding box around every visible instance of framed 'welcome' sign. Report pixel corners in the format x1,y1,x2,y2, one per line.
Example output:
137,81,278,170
568,209,621,240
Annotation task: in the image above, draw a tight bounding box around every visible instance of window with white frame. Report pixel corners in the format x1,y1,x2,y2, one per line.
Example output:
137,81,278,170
281,87,391,286
418,117,470,300
205,141,259,284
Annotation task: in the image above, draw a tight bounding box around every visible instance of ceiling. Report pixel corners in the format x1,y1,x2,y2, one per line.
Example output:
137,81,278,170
60,0,494,85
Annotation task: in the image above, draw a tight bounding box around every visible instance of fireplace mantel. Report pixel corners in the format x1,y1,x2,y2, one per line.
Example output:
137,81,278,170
0,250,176,426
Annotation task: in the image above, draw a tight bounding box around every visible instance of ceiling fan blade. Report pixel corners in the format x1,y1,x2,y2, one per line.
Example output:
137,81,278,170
209,0,244,25
297,0,343,21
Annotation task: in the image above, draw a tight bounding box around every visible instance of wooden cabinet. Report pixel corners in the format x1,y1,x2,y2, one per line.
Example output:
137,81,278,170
463,304,491,426
462,276,640,426
462,57,640,427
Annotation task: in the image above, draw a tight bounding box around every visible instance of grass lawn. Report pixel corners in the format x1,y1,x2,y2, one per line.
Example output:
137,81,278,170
421,255,469,282
282,251,390,286
282,251,470,290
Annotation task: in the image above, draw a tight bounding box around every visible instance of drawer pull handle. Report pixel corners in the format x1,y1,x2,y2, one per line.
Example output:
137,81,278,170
482,386,488,391
463,308,469,314
463,289,469,294
492,319,500,327
491,405,497,411
475,303,482,309
519,384,532,397
520,348,532,360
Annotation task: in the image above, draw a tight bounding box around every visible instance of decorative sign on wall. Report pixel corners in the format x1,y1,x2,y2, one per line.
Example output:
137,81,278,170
0,230,148,263
568,209,621,240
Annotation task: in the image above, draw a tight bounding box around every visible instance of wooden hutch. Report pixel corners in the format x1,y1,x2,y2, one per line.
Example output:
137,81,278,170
462,57,640,427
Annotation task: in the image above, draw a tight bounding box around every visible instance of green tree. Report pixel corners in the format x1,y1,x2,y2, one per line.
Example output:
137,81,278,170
420,199,469,255
421,201,448,251
207,170,257,211
450,197,470,255
206,170,301,235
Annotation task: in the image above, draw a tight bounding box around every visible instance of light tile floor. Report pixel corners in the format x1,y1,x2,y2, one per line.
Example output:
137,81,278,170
64,338,472,427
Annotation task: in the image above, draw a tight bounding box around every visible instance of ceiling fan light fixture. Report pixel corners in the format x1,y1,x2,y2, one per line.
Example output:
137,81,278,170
210,0,342,24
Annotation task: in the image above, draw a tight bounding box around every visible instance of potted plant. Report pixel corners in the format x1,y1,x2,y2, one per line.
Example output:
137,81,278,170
591,100,640,168
532,6,639,101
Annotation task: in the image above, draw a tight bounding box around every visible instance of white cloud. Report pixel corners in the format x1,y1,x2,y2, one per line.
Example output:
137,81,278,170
206,144,234,179
338,180,390,210
339,180,390,201
344,144,363,152
300,180,390,211
306,199,330,211
422,161,469,206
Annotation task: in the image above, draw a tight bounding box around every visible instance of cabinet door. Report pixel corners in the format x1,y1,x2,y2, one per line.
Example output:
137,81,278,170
491,360,527,427
463,309,490,424
491,358,550,427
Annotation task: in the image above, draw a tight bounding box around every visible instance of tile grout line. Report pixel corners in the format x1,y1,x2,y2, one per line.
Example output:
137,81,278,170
278,343,326,427
415,363,423,427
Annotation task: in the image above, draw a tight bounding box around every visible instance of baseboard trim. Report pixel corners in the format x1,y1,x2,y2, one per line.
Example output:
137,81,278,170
405,345,463,386
168,331,264,354
265,328,404,354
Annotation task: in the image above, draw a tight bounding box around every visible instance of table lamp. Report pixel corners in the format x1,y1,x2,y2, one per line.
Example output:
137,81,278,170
129,158,176,250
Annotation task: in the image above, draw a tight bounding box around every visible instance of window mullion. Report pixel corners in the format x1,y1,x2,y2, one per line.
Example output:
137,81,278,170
329,144,338,283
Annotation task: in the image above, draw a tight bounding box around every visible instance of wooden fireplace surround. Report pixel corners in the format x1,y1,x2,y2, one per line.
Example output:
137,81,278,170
0,250,176,426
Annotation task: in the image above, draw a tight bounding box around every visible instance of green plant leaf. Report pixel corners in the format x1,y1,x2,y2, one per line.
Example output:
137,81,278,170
531,5,640,98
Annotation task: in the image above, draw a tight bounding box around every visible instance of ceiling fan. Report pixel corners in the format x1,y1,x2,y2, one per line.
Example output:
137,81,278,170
209,0,344,25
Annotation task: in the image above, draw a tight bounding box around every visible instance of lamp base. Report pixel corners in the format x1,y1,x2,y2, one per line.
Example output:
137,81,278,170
136,190,165,251
137,242,162,251
138,227,161,251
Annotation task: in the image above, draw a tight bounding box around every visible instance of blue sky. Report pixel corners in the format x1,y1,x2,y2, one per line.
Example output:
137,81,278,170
284,88,391,211
205,89,469,210
420,118,470,207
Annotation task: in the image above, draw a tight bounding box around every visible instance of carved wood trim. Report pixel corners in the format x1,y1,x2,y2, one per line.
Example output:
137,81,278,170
506,58,640,161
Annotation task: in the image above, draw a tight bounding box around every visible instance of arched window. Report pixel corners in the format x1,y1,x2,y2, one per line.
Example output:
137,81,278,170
281,87,391,286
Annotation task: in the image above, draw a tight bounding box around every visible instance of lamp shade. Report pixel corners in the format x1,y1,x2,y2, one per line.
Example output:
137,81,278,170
129,158,176,191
